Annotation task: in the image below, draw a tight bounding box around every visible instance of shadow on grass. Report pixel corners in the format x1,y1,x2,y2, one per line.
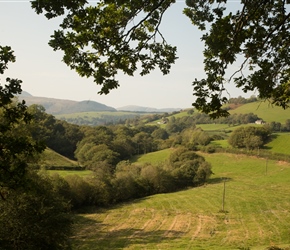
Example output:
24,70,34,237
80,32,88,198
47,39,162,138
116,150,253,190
263,133,280,150
72,214,183,250
207,176,233,185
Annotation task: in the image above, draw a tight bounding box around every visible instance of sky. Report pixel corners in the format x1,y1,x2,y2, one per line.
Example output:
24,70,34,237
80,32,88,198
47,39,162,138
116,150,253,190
0,0,252,109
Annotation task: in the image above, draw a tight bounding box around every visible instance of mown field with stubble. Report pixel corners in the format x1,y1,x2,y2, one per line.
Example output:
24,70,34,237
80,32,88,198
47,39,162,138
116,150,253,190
71,152,290,250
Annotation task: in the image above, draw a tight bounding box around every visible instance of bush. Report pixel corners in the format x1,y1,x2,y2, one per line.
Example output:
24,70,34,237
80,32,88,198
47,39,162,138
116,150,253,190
201,146,216,154
0,173,72,250
65,174,94,208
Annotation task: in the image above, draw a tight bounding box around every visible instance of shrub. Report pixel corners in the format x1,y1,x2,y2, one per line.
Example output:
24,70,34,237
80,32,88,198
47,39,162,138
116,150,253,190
0,173,72,250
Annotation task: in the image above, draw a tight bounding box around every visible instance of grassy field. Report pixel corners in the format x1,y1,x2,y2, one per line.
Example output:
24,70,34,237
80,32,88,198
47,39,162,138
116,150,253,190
149,101,290,127
130,149,174,164
266,133,290,155
197,123,259,131
47,169,93,177
39,148,94,177
196,124,232,131
210,139,230,148
71,152,290,250
40,148,79,167
229,101,290,123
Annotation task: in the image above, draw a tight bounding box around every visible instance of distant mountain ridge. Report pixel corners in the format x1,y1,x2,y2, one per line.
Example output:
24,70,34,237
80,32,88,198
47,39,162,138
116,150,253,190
117,105,182,113
19,91,116,115
18,91,182,115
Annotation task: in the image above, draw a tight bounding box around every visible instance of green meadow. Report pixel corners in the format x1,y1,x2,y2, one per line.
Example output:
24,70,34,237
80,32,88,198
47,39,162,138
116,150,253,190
40,148,79,167
40,148,95,177
130,149,173,164
71,151,290,250
266,133,290,155
229,101,290,123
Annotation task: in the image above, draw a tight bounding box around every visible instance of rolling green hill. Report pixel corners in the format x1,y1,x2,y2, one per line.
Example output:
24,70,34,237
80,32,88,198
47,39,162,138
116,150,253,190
40,148,79,168
150,101,290,127
19,93,116,115
131,148,174,164
229,101,290,123
40,148,94,177
71,152,290,250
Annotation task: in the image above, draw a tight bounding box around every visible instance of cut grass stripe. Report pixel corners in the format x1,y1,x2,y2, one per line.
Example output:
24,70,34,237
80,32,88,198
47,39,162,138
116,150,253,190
71,153,290,250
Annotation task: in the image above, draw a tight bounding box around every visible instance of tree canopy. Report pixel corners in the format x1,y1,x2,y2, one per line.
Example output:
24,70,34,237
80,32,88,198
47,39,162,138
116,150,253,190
0,46,73,249
31,0,290,118
0,46,45,195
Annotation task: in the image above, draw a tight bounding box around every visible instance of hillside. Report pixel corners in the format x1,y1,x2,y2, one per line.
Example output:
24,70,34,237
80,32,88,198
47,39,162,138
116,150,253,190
229,101,290,123
39,148,79,168
72,152,290,249
18,92,116,115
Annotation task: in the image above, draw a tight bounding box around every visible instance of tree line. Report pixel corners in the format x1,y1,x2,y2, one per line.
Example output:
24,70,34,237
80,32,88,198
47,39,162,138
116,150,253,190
27,102,290,166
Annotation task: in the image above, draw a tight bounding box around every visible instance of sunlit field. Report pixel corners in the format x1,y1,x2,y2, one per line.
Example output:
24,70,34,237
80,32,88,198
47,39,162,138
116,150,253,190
71,152,290,250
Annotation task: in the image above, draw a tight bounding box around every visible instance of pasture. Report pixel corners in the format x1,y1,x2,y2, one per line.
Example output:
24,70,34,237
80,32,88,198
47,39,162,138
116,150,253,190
266,133,290,155
71,152,290,249
196,123,232,131
40,148,79,167
130,149,173,164
229,101,290,123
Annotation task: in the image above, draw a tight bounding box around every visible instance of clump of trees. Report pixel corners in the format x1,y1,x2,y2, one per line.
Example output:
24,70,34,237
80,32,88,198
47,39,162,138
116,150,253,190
73,118,216,171
264,120,290,132
228,126,271,150
228,96,258,105
7,96,214,209
44,147,212,209
0,173,72,250
164,111,261,128
197,112,260,126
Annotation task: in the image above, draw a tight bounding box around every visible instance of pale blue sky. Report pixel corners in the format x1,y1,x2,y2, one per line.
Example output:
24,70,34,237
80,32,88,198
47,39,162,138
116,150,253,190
0,0,251,109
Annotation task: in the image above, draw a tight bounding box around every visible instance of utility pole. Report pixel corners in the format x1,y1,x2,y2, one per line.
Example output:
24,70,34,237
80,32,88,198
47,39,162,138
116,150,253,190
222,178,226,212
